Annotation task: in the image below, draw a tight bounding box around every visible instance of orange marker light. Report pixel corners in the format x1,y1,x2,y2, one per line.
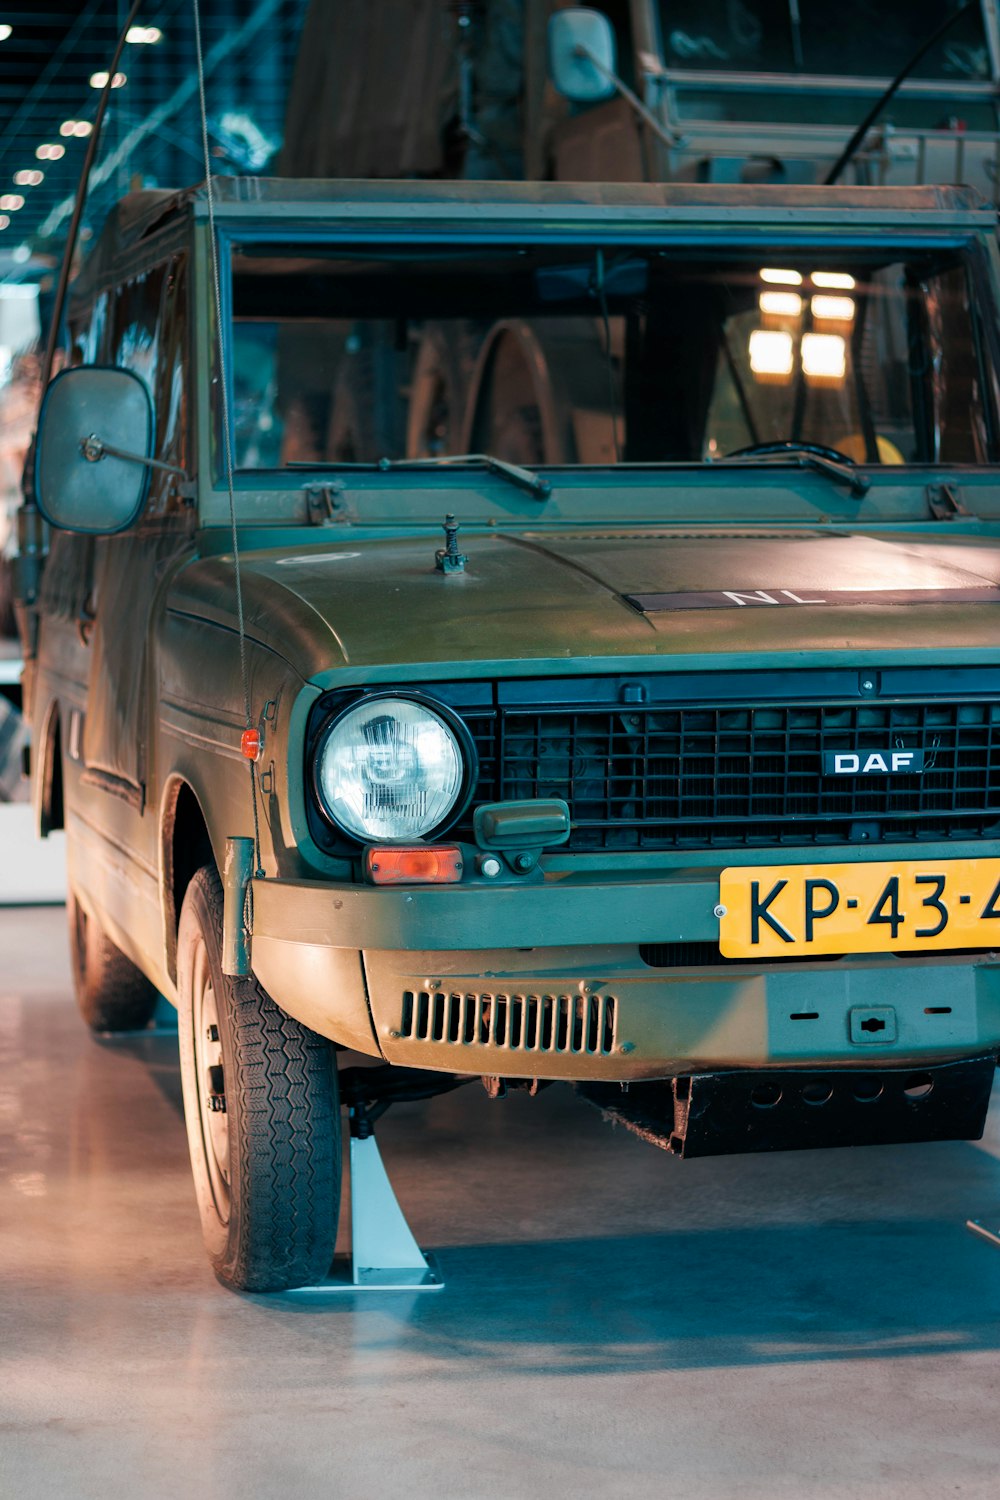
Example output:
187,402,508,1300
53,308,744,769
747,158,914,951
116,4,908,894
241,728,262,761
365,845,463,885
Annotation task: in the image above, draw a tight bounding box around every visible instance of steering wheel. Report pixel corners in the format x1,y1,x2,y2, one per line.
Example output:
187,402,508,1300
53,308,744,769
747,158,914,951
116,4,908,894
725,440,859,465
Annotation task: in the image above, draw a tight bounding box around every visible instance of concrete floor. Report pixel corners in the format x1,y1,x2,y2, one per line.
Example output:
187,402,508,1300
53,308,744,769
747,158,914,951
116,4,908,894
3,907,1000,1499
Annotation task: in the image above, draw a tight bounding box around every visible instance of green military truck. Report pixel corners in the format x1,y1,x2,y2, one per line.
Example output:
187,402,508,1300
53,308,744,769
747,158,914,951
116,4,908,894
20,174,1000,1291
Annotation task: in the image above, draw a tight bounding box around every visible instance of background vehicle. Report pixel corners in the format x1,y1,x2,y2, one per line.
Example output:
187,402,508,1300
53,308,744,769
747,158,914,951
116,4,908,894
20,177,1000,1291
284,0,1000,195
283,1,1000,471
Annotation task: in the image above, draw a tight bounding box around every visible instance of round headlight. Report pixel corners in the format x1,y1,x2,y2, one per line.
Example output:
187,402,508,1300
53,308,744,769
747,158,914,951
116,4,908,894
315,697,466,842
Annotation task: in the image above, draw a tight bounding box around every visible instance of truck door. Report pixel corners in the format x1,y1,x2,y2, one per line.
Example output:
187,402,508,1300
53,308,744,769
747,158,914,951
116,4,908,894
82,255,190,808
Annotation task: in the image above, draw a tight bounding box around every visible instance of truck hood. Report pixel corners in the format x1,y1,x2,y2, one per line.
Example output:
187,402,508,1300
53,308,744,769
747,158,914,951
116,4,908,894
171,527,1000,679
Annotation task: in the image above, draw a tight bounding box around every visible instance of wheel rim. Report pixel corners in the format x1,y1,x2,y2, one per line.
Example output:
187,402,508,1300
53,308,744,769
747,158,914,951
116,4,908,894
191,937,231,1223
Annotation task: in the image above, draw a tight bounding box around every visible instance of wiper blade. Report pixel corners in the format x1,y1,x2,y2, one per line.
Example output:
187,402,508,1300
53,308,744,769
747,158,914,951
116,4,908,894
718,446,870,497
287,452,551,497
376,452,552,498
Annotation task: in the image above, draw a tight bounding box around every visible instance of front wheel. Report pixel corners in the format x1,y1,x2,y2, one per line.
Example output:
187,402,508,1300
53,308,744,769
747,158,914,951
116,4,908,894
177,866,341,1291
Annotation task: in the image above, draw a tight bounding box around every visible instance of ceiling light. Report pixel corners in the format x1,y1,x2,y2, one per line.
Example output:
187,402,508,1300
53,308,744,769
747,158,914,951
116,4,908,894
60,120,94,138
0,195,24,211
126,25,162,44
0,25,12,42
748,328,794,380
760,268,802,286
36,143,65,161
90,71,127,89
0,216,9,231
811,294,855,322
812,271,856,290
13,170,43,187
12,245,30,265
759,290,803,317
801,332,847,382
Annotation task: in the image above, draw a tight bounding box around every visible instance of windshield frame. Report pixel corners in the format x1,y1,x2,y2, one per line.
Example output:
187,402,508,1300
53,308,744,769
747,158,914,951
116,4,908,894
209,223,1000,509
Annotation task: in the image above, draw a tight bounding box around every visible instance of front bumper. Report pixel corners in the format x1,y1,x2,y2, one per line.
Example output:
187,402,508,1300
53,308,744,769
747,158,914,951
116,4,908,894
249,874,1000,1080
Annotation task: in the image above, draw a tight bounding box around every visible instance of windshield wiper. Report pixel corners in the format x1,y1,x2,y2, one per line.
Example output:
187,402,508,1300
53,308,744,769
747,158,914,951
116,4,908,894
374,453,552,498
288,452,551,498
718,443,870,498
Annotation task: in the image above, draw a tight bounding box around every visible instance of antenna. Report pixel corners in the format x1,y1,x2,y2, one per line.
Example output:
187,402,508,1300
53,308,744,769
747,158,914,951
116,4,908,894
191,0,264,878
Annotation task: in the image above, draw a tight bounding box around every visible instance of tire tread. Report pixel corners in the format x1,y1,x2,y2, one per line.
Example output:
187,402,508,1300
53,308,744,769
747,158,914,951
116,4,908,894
184,868,340,1292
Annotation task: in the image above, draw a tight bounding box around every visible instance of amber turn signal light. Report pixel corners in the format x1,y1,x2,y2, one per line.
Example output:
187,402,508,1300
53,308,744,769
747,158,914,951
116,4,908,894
365,845,464,885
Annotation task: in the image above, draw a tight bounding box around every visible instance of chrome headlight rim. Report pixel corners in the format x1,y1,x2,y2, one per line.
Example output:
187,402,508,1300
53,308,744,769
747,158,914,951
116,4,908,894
311,690,478,846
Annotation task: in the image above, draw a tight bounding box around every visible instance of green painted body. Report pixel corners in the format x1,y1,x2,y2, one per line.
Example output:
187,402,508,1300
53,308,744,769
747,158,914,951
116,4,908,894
25,178,1000,1098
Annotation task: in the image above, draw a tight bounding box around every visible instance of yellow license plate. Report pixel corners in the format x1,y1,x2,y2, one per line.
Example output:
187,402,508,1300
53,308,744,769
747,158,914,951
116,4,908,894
719,859,1000,959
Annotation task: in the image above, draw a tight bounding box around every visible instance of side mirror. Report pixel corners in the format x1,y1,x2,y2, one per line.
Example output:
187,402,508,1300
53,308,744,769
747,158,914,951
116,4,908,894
548,8,617,104
34,366,154,534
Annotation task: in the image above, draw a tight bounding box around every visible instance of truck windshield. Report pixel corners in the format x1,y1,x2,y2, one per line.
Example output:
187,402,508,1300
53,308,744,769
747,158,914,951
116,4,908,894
227,241,997,472
657,0,991,79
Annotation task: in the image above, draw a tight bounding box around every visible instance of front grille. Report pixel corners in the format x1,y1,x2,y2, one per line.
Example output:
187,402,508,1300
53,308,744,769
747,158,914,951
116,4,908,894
400,989,618,1057
458,698,1000,851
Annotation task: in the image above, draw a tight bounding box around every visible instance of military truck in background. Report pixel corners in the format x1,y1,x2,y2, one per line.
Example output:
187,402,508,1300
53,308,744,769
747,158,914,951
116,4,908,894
283,1,1000,196
280,1,1000,467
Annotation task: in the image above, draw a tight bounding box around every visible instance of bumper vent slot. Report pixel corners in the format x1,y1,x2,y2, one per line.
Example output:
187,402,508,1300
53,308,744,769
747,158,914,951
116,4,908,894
400,990,617,1056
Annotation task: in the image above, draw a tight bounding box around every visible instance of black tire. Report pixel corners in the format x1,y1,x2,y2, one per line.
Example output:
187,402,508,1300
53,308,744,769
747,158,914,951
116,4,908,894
468,327,550,466
405,322,484,458
177,865,341,1292
68,887,159,1033
325,324,407,462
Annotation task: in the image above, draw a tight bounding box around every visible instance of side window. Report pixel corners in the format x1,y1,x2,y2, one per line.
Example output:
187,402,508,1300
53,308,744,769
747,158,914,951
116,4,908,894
153,257,189,514
111,265,163,390
68,290,110,367
921,265,989,464
109,258,188,515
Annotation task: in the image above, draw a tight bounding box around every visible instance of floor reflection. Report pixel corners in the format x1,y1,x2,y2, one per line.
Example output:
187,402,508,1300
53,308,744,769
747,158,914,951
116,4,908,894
3,906,1000,1497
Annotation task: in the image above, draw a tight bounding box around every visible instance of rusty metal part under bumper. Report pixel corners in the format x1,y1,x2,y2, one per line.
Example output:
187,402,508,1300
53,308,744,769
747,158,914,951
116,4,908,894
579,1054,998,1157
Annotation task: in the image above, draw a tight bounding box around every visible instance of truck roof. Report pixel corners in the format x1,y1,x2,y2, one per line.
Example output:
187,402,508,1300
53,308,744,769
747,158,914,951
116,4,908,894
130,174,997,223
77,176,996,291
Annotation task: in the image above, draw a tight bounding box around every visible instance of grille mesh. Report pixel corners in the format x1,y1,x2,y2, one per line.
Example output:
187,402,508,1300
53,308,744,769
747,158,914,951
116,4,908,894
400,990,617,1056
458,699,1000,850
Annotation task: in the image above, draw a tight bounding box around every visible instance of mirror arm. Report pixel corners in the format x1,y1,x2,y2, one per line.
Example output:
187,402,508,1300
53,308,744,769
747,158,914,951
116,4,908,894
80,433,190,482
571,44,682,149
